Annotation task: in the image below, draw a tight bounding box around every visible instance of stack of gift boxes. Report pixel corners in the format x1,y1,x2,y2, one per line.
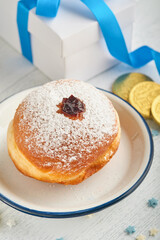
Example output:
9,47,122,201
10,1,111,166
0,0,135,81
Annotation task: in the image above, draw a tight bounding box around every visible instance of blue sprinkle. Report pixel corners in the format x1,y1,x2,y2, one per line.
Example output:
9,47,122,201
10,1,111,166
125,226,136,235
56,238,64,240
151,130,159,137
148,198,158,208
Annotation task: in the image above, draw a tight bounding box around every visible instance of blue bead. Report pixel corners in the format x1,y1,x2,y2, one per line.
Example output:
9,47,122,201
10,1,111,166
151,130,159,137
125,226,136,235
148,198,158,208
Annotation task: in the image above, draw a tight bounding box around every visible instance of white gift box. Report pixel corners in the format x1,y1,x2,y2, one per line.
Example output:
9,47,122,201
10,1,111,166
0,0,135,81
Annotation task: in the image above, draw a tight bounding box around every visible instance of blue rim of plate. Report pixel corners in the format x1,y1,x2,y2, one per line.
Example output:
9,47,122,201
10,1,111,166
0,88,154,218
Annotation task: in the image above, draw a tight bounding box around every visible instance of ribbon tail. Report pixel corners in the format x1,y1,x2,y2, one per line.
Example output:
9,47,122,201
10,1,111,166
152,50,160,75
81,0,160,74
81,0,131,65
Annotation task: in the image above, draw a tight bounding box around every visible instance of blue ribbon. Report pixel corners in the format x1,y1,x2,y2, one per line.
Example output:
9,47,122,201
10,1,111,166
17,0,60,62
17,0,160,74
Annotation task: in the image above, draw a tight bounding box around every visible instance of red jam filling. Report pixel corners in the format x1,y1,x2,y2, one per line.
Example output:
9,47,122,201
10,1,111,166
57,95,86,120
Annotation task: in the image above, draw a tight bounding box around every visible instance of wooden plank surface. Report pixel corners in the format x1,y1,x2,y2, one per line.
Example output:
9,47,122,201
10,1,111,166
0,0,160,239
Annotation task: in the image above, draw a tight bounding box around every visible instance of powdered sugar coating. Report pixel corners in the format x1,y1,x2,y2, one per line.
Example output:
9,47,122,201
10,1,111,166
14,80,118,173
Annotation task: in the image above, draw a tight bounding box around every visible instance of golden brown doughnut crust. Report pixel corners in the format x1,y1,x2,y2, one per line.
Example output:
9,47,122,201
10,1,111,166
8,79,121,184
8,120,120,185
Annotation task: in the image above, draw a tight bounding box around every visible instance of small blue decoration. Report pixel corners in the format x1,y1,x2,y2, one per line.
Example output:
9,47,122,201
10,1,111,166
151,130,159,137
148,198,158,208
56,238,64,240
125,226,136,235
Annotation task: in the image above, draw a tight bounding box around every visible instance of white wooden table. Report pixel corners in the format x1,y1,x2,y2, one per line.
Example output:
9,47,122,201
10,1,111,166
0,0,160,239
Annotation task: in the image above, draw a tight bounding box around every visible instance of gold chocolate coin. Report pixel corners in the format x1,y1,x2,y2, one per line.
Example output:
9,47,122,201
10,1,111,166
151,95,160,125
112,73,152,101
129,82,160,118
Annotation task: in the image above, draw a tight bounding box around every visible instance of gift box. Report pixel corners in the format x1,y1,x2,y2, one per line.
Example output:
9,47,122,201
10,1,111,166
0,0,135,81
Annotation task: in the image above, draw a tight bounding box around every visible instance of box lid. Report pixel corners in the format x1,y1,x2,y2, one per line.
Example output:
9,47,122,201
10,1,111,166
27,0,135,58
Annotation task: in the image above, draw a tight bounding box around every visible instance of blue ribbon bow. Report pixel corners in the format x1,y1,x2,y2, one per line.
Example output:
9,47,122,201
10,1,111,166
17,0,160,74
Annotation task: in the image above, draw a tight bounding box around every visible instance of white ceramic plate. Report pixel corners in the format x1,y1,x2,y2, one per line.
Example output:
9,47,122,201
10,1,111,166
0,88,153,218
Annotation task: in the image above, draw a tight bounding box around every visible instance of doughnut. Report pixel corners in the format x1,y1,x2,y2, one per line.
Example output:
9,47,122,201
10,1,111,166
7,79,121,185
